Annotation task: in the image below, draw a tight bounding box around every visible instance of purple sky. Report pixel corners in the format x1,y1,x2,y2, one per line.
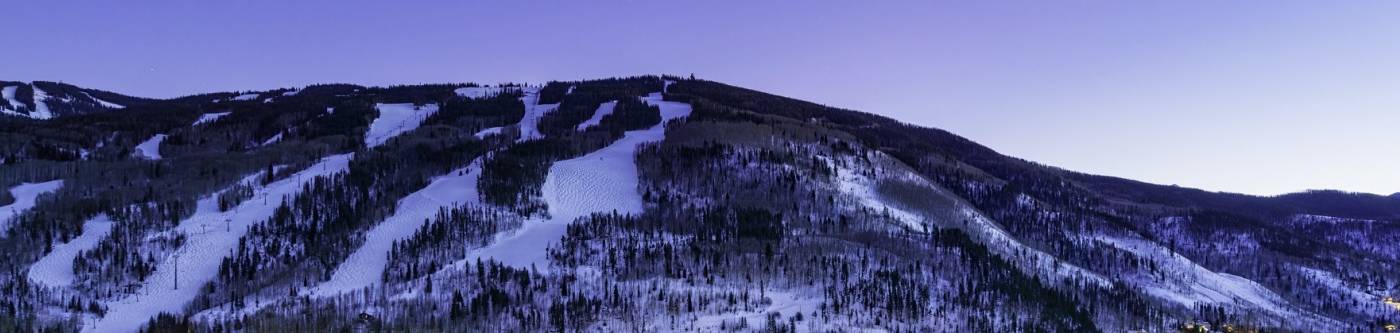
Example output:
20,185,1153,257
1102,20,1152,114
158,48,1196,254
4,1,1398,196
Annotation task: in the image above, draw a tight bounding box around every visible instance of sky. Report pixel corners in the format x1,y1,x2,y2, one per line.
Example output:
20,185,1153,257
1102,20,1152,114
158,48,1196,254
3,1,1397,196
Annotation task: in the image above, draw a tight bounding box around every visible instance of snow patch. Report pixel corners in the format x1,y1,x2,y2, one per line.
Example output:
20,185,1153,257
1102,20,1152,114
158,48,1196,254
575,100,617,131
87,154,353,333
473,126,503,139
28,214,115,287
230,93,259,101
365,103,440,148
261,133,283,146
83,92,125,109
192,112,231,126
133,134,167,160
0,180,64,232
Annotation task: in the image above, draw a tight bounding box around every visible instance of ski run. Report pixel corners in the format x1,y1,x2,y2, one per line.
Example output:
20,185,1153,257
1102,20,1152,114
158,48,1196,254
28,215,116,287
312,158,486,296
365,103,439,148
1,180,65,233
86,154,353,333
465,89,692,270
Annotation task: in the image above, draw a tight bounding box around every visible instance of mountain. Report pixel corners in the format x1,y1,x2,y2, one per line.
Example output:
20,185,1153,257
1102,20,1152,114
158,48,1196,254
0,76,1396,332
0,81,153,119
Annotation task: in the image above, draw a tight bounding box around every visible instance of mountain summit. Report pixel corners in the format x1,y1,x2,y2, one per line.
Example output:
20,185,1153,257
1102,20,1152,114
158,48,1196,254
1,76,1396,332
0,81,152,119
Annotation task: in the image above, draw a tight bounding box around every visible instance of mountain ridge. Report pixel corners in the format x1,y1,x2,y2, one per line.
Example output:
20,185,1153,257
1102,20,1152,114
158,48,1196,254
0,75,1395,332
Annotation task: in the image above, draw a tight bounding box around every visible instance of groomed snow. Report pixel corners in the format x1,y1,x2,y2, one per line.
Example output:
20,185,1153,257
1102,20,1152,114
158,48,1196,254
28,214,115,287
575,100,617,131
87,154,352,333
467,91,691,270
365,103,440,148
1,180,64,233
515,87,558,142
133,134,167,160
313,158,485,297
231,93,259,101
192,112,231,126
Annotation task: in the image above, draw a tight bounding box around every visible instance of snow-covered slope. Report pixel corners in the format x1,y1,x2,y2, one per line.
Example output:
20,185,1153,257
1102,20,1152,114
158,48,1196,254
28,215,115,287
1094,235,1294,316
1,85,24,117
132,134,167,160
576,100,617,131
514,87,558,142
1,82,136,119
313,158,485,296
192,112,231,126
87,154,352,333
30,86,54,119
827,152,1110,288
466,91,691,270
365,103,439,148
0,180,64,232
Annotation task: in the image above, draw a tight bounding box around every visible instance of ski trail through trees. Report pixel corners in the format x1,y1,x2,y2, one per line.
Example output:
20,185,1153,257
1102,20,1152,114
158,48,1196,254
87,154,352,333
466,88,690,271
28,215,114,287
312,158,485,297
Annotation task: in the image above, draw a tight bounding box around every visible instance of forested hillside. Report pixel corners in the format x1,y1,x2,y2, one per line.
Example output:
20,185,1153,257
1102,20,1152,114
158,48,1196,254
0,75,1396,332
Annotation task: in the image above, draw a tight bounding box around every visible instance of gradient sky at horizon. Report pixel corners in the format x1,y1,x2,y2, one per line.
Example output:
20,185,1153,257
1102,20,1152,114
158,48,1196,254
4,1,1397,196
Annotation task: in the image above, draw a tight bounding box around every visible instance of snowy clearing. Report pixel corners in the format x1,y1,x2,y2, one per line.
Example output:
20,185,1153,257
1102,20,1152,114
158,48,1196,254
28,215,115,287
313,158,485,297
515,87,558,142
87,154,353,333
192,112,231,126
133,134,167,160
365,103,440,148
1,180,64,232
467,91,691,270
230,93,259,101
575,100,617,131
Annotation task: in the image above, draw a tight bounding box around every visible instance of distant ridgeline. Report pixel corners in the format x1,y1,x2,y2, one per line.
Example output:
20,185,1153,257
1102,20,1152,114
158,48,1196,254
0,75,1397,332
